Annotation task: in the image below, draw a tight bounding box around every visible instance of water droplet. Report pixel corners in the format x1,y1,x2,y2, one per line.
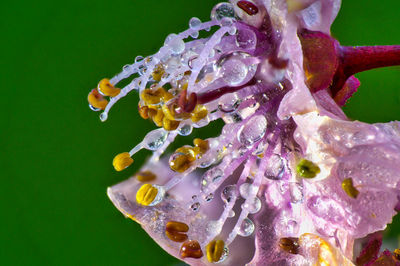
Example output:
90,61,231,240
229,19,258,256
211,2,235,21
205,193,214,202
191,202,200,212
239,183,257,199
228,26,237,35
218,247,229,262
178,124,193,136
218,93,241,113
264,154,285,180
220,17,233,27
89,104,100,111
148,185,165,206
228,210,235,218
242,197,261,214
99,112,108,122
166,34,185,55
221,58,248,86
238,218,255,237
189,17,202,30
135,55,144,63
237,115,267,146
192,195,198,201
287,220,299,234
122,64,131,72
201,168,223,192
143,128,168,150
190,31,199,39
289,182,304,203
221,185,237,203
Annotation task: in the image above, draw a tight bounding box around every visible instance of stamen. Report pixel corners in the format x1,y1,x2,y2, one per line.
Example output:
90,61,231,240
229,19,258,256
279,237,300,254
206,239,225,262
296,159,320,178
134,170,156,182
98,78,121,97
180,240,203,259
88,89,108,111
341,178,359,199
237,1,259,16
112,152,133,171
165,221,189,242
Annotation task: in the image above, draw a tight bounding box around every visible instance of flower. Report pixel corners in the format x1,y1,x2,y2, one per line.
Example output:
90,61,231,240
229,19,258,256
88,0,400,265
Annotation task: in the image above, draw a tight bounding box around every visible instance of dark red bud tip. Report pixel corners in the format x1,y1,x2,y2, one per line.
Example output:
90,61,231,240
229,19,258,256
237,1,259,16
178,90,197,113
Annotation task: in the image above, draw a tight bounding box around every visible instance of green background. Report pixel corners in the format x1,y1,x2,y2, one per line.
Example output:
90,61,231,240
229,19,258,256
2,1,400,265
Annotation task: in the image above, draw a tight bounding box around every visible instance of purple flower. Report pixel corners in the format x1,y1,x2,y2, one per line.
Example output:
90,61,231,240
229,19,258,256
88,0,400,265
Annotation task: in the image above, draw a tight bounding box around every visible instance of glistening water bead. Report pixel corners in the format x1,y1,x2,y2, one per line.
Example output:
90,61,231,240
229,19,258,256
91,0,400,265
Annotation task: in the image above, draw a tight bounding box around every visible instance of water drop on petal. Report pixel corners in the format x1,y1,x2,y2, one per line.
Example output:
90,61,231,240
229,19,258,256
211,2,235,21
191,202,200,212
238,115,267,146
221,185,237,203
177,124,193,136
242,196,261,214
238,218,255,237
189,17,202,30
143,128,168,150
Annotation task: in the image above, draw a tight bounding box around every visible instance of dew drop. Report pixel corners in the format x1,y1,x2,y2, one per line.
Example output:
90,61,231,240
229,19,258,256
201,168,223,192
205,193,214,202
122,64,131,72
99,112,108,122
238,218,255,237
237,115,267,146
166,34,185,55
221,185,237,203
289,182,304,203
189,17,202,30
220,17,234,27
135,55,144,63
239,183,257,199
218,93,241,113
228,210,236,218
242,196,261,214
211,2,235,21
191,202,200,212
221,58,248,86
89,104,100,111
264,154,285,180
143,128,168,151
148,185,165,206
177,124,193,136
218,247,229,262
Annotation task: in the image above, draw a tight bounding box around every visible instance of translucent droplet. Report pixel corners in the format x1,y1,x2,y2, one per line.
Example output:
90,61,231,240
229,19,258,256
228,210,235,218
218,247,229,262
205,193,214,202
242,197,261,214
218,93,241,113
228,26,237,35
191,202,200,212
166,34,185,55
189,17,202,30
239,183,257,199
264,154,285,180
201,168,223,192
192,195,198,201
148,185,165,206
143,128,168,151
238,218,255,237
177,124,193,136
287,220,299,234
99,112,108,122
122,64,131,72
135,55,144,63
220,17,233,27
89,104,100,112
190,31,199,39
289,182,304,203
237,115,267,146
211,2,235,21
221,185,237,203
221,57,248,86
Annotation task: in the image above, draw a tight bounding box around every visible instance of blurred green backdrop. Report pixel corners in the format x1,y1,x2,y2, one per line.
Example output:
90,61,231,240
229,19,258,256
2,0,400,265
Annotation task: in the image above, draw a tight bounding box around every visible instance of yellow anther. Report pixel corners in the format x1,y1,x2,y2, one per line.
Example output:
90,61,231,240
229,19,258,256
190,105,208,123
141,88,164,104
169,154,193,173
193,138,209,154
112,152,133,171
286,0,307,12
152,109,165,127
151,64,165,82
341,178,359,199
163,117,180,131
135,170,156,182
98,78,121,97
176,146,197,160
136,184,158,206
162,104,177,121
206,240,225,263
141,87,173,105
138,105,150,119
88,89,108,110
